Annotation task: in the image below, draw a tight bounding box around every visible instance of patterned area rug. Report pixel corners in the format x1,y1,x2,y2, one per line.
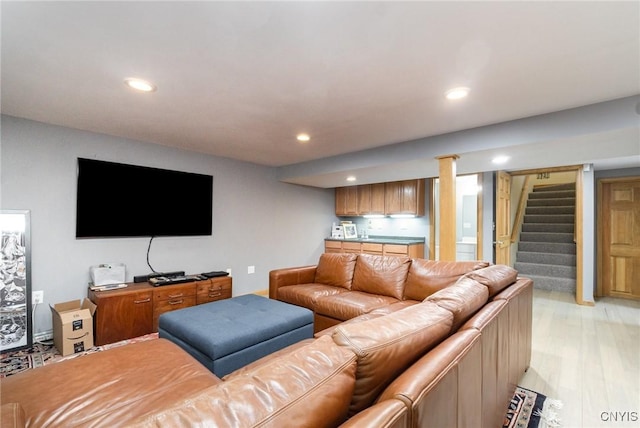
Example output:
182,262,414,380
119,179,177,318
503,386,563,428
0,333,158,377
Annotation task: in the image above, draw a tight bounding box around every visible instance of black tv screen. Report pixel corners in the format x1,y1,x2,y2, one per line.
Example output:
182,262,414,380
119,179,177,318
76,158,213,238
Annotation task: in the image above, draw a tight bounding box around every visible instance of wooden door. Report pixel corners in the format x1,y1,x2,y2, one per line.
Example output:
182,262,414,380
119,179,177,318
599,178,640,300
495,171,512,265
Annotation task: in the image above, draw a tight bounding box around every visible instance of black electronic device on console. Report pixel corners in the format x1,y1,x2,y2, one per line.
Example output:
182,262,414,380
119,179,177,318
134,271,186,283
201,271,229,278
149,275,198,287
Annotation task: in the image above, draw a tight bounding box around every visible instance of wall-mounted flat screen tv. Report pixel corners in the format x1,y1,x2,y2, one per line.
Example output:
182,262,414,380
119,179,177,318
76,158,213,238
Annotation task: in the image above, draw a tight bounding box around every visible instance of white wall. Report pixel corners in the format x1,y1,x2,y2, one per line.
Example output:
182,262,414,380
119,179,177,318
1,115,335,334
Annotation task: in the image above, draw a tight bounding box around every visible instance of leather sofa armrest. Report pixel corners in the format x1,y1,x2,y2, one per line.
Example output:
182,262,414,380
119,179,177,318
1,403,26,428
268,265,317,299
339,399,409,428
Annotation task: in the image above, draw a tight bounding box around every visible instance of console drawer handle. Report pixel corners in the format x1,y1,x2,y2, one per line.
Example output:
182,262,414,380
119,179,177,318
168,293,184,298
208,292,222,298
134,298,151,304
208,286,222,292
169,299,184,305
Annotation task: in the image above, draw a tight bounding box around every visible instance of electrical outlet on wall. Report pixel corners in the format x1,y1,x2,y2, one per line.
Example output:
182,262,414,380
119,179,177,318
32,290,44,304
248,266,255,274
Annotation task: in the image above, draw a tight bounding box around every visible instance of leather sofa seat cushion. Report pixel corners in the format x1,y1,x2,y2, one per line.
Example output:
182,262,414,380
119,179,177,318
315,291,399,321
404,260,490,301
467,264,518,297
222,338,316,380
426,276,490,330
332,301,454,415
131,335,358,428
314,301,420,338
1,339,220,428
351,254,411,300
369,300,419,315
315,252,358,289
277,283,346,310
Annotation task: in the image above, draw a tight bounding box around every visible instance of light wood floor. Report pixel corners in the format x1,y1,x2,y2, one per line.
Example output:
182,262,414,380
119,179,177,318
519,289,640,427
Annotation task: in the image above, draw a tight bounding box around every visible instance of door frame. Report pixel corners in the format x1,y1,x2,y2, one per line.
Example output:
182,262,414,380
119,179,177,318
506,164,586,305
429,173,483,261
495,171,512,265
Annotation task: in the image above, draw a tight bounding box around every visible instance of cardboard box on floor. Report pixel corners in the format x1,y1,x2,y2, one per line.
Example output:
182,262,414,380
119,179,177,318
51,299,97,356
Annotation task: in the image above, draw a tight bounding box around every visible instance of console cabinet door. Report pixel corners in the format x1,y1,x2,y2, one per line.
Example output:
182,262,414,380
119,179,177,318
91,289,153,346
197,277,233,304
153,283,197,331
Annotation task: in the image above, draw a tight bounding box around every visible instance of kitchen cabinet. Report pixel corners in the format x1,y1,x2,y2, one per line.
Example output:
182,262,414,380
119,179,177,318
336,179,424,217
385,179,425,216
335,186,358,216
325,240,342,253
357,183,386,215
324,240,424,259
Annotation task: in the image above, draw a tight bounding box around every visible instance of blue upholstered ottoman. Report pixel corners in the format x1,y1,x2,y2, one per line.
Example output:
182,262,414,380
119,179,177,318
158,294,314,377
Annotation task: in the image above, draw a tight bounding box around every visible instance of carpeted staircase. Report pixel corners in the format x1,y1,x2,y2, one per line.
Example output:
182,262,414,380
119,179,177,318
514,183,576,293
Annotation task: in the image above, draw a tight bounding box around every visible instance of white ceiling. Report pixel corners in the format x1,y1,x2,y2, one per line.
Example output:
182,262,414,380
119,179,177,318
2,1,639,186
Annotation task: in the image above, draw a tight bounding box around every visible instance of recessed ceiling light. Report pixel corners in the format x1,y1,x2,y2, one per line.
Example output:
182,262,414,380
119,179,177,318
492,155,510,164
346,176,356,182
124,78,157,93
296,133,310,142
445,87,470,100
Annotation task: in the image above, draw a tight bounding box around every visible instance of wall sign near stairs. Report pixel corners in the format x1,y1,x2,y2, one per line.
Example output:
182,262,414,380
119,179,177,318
514,183,577,293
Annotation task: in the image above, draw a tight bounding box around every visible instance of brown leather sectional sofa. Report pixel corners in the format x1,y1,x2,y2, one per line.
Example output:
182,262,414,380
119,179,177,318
1,253,532,427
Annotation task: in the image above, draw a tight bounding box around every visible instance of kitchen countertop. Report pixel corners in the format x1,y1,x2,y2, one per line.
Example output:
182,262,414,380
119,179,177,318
325,236,425,245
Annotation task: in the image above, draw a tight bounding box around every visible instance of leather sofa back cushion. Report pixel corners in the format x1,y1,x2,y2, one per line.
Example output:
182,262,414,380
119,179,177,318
351,254,411,300
315,252,359,289
404,260,490,301
426,276,490,330
131,335,357,428
466,264,518,297
332,301,453,415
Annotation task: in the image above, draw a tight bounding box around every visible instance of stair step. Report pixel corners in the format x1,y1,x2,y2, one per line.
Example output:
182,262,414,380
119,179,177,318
520,232,575,243
514,262,576,279
516,251,576,266
527,197,576,207
529,190,576,199
522,223,574,233
533,183,575,192
523,275,576,293
524,214,575,224
518,241,576,254
525,206,575,215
